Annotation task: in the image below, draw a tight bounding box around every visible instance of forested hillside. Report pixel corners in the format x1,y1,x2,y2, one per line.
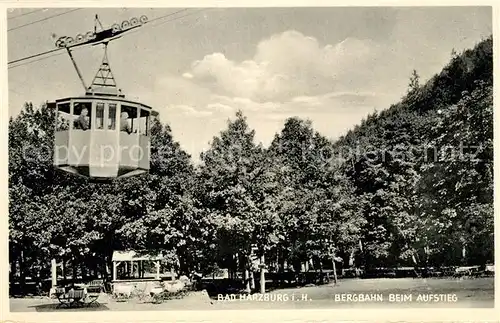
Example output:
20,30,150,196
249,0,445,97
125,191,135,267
335,36,493,268
8,36,493,292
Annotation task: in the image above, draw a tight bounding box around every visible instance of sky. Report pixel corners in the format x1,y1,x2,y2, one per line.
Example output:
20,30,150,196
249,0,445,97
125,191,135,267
7,7,492,161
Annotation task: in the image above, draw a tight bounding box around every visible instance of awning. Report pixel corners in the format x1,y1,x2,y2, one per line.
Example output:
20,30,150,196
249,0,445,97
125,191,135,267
112,250,164,262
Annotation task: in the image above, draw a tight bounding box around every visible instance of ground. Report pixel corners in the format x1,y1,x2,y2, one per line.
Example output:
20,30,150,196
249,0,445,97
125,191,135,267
9,277,494,312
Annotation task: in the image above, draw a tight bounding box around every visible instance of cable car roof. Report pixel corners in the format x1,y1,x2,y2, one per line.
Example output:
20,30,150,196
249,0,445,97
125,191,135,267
53,95,158,116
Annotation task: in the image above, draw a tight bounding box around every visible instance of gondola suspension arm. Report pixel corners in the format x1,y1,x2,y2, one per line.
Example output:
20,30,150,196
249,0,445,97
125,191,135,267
65,47,88,92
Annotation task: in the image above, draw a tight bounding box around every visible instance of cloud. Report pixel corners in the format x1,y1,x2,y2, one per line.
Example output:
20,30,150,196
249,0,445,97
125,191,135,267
185,30,383,103
206,102,234,112
213,96,280,112
169,104,213,118
160,88,383,125
291,96,322,106
291,91,379,108
154,30,391,147
148,30,392,126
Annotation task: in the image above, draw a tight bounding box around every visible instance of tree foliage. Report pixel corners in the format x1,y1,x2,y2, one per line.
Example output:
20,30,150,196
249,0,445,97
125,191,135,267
9,36,493,292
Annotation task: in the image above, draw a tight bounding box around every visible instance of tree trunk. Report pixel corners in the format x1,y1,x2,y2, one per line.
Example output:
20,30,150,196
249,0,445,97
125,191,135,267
244,269,251,293
51,259,57,288
234,253,239,280
81,263,87,281
105,255,112,281
411,254,418,266
462,243,467,265
250,271,255,290
71,257,77,284
349,248,356,267
293,259,301,284
10,254,17,283
101,260,107,281
331,254,338,286
62,259,66,283
19,250,25,294
411,252,420,278
319,258,324,284
275,250,279,273
260,254,265,294
278,252,284,286
424,245,429,268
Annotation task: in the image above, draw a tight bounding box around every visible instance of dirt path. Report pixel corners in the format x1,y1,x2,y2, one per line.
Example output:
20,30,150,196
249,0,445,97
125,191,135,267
10,278,495,312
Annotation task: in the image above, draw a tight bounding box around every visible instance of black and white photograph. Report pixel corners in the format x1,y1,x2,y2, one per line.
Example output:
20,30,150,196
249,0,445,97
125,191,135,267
4,3,496,317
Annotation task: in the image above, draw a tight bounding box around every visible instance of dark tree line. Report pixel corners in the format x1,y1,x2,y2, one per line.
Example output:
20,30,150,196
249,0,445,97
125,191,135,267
9,36,493,293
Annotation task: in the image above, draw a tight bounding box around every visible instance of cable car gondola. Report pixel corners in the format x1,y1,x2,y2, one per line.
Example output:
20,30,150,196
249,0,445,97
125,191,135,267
49,15,158,181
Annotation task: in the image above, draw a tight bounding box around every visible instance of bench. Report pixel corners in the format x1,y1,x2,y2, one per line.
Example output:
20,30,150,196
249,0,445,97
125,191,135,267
56,288,86,308
54,286,101,308
87,279,105,293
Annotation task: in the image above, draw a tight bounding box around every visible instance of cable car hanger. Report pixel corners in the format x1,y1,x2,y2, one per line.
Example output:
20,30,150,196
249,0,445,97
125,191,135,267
56,14,148,96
